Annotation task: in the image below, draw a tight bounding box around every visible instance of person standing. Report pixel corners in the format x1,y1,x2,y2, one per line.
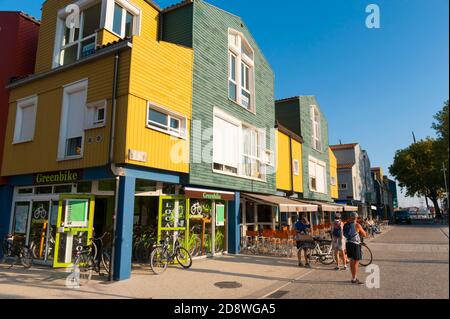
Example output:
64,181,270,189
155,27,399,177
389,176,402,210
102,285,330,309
343,212,367,284
331,213,347,270
295,216,313,268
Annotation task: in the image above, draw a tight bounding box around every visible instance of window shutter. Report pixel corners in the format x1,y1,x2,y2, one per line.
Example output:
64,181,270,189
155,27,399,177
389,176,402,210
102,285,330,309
66,89,86,139
213,116,239,169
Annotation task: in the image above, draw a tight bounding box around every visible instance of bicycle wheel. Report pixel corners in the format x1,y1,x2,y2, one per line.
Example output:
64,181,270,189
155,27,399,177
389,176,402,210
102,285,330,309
19,246,33,268
359,243,373,267
74,254,93,285
318,243,335,265
101,251,111,274
176,247,192,269
150,247,169,275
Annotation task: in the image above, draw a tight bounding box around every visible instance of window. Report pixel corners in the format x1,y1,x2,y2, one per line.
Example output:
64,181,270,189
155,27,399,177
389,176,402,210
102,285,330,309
213,114,239,174
85,100,106,129
228,29,255,111
213,108,268,181
58,80,87,160
242,126,266,179
58,2,101,66
293,159,300,176
112,3,135,37
311,106,322,151
331,176,337,186
309,157,327,194
146,104,187,138
13,96,37,144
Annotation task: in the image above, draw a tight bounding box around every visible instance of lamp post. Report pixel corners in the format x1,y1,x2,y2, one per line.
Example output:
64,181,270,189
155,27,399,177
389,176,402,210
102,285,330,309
442,162,449,215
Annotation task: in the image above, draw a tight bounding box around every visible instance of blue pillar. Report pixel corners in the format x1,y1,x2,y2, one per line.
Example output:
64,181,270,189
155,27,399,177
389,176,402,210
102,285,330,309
228,192,240,254
0,185,13,239
113,175,135,281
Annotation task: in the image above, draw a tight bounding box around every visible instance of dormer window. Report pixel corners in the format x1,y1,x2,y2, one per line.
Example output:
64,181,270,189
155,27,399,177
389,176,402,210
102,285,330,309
59,2,101,66
54,0,141,68
228,29,255,112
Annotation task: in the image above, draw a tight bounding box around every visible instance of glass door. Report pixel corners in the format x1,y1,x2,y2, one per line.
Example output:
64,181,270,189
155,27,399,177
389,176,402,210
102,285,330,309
11,202,31,247
29,201,51,261
53,195,95,268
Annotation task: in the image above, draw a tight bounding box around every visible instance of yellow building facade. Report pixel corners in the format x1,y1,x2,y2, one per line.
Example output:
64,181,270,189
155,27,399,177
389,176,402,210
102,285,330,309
2,0,193,176
276,125,303,194
329,147,339,199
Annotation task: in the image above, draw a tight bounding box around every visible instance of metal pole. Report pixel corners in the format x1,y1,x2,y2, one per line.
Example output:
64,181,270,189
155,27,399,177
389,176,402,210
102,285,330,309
442,162,449,214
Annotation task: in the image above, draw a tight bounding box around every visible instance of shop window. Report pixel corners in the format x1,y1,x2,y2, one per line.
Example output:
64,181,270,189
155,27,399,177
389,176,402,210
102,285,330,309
162,184,176,195
17,188,33,195
76,181,92,193
13,96,37,144
54,185,73,194
35,186,53,195
98,179,116,192
245,201,255,223
135,180,157,193
58,80,87,160
257,205,272,223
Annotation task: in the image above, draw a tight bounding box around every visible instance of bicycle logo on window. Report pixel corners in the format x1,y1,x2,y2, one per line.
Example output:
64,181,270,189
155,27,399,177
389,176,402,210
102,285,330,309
33,205,48,220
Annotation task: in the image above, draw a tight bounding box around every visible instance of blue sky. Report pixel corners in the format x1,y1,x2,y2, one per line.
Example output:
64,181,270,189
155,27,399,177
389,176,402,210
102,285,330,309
1,0,448,206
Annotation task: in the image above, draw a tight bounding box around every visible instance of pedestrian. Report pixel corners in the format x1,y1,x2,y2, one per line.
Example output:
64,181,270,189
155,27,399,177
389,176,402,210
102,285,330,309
331,213,348,270
295,215,313,268
343,212,368,284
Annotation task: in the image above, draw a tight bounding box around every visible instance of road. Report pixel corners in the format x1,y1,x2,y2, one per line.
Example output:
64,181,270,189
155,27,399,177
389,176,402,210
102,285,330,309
261,224,449,299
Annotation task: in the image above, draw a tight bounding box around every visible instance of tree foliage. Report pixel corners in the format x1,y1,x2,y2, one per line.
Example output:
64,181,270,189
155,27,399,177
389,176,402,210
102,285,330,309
389,138,445,216
432,100,449,148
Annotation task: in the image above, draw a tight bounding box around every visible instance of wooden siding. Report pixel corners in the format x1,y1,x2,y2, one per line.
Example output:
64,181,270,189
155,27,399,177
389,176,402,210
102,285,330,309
329,147,339,199
2,53,131,176
165,0,276,194
125,0,193,173
292,139,303,193
276,130,291,191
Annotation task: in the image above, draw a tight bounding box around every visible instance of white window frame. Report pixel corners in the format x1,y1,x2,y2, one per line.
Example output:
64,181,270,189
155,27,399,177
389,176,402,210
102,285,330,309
57,79,88,161
146,102,187,139
212,107,267,182
85,100,107,129
53,0,141,68
308,156,327,194
293,159,300,176
228,29,255,112
311,105,322,152
13,95,38,144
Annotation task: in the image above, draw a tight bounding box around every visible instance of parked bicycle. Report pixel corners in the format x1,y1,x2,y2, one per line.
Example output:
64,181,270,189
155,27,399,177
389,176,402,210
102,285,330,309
305,237,335,265
0,234,33,268
72,243,96,286
92,232,111,275
150,234,192,275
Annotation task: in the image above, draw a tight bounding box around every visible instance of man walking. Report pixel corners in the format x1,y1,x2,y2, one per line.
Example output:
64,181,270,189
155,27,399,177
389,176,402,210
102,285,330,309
343,212,367,284
331,213,347,270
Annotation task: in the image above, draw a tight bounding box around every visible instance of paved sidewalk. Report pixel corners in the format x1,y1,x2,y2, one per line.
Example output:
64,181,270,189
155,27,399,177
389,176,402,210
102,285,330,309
0,254,310,299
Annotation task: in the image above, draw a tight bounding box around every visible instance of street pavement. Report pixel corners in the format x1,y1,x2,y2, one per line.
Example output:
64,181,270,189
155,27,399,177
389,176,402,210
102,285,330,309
258,223,449,299
0,224,448,299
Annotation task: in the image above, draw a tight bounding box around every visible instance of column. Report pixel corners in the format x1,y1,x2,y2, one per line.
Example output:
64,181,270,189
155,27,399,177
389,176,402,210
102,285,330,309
0,185,13,240
227,192,240,254
113,175,136,281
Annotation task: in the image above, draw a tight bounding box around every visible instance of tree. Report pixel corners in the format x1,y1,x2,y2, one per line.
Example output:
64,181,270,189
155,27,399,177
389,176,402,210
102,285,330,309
389,139,445,218
432,100,449,148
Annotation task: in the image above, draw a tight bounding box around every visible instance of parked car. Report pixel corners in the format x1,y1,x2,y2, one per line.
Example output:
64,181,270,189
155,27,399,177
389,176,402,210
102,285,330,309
395,210,412,224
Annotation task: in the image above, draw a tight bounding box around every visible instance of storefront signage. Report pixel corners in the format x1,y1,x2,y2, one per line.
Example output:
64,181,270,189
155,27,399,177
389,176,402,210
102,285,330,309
185,188,235,201
34,170,82,185
216,204,225,226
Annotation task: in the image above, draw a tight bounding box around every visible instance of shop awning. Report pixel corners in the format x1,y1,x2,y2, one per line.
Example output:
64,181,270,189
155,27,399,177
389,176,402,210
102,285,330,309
242,193,318,213
184,187,235,201
294,199,344,212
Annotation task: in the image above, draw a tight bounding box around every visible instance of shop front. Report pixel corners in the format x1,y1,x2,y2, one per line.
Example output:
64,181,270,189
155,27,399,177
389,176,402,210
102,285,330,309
7,169,116,267
184,187,235,258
